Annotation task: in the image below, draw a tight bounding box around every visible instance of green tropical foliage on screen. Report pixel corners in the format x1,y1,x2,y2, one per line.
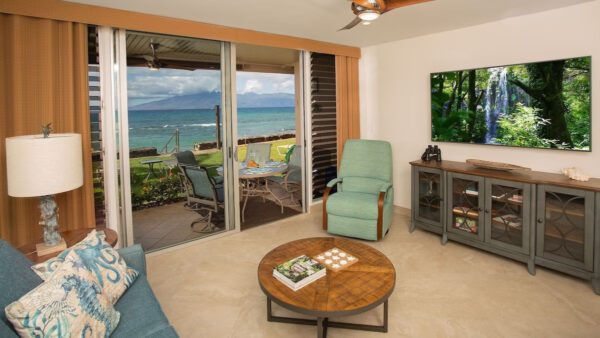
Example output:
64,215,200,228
431,57,591,151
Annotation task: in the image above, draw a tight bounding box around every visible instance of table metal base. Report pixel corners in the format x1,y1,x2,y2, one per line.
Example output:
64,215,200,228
266,297,388,338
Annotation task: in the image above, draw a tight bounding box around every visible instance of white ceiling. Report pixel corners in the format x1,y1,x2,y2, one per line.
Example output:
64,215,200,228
69,0,595,47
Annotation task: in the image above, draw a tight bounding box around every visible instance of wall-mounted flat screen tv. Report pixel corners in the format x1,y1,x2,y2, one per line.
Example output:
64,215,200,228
431,56,591,151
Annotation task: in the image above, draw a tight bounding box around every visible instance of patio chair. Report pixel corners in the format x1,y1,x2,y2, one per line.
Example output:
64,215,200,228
244,143,272,163
179,164,224,233
322,139,394,241
267,145,302,213
174,150,223,185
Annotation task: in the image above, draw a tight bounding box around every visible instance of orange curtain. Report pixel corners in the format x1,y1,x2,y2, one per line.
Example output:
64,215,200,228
335,55,361,161
0,14,95,247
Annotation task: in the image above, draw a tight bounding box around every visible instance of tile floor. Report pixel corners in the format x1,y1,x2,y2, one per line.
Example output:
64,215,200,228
133,197,300,251
146,207,600,337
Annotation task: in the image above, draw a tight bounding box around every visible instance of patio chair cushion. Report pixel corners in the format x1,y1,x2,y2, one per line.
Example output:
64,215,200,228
184,166,224,202
245,143,272,163
173,151,197,166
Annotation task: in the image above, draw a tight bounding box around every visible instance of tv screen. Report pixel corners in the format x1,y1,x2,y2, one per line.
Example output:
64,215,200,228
431,56,591,151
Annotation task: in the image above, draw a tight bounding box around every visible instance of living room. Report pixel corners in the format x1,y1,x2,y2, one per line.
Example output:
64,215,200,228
1,0,599,337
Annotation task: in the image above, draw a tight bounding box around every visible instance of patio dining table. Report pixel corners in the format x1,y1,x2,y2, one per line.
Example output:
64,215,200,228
217,161,288,222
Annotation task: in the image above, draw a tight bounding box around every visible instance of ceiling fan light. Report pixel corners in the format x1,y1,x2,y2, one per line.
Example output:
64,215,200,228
358,10,380,21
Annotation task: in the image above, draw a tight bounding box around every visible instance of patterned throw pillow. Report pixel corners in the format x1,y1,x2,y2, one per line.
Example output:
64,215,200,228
31,230,139,304
6,251,120,337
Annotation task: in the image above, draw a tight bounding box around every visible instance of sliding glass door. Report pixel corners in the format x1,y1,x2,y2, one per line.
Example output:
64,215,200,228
98,29,238,251
234,44,306,230
98,28,308,251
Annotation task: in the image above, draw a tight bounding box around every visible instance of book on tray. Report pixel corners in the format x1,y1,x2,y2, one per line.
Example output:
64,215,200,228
273,255,326,291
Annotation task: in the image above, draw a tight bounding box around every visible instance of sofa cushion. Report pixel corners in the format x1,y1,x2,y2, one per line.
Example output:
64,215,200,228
326,191,380,220
32,230,139,304
0,240,42,335
112,276,174,337
5,250,120,338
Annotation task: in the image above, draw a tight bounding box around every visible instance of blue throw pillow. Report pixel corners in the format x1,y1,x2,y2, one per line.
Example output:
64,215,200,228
6,250,120,337
31,230,138,304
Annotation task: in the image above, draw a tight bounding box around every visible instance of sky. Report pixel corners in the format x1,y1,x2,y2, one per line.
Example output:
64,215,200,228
127,67,295,107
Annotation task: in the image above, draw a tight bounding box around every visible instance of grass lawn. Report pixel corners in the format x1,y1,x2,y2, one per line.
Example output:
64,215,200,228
125,138,296,204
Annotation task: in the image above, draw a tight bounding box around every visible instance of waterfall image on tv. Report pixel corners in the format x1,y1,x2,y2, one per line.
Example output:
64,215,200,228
431,56,591,151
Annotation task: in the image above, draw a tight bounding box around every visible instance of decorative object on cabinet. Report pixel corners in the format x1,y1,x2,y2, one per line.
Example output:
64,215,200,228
466,159,530,171
421,145,442,162
561,167,590,182
410,159,600,295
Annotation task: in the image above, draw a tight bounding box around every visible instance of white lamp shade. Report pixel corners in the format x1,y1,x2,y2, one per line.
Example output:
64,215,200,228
6,133,84,197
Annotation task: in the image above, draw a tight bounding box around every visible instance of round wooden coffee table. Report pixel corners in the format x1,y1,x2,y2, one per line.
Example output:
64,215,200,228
258,237,395,338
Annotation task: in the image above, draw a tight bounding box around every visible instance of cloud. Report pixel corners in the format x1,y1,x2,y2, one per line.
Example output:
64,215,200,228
127,67,295,105
272,79,295,92
127,67,220,101
241,79,263,94
236,72,295,94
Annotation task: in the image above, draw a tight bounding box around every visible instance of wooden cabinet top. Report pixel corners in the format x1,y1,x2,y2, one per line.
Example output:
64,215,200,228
410,160,600,192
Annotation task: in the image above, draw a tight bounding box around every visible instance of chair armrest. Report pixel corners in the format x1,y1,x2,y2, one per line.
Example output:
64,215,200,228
326,177,343,188
379,183,393,193
118,244,147,275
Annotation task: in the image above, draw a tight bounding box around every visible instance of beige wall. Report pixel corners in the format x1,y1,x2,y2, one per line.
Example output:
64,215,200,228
359,1,600,208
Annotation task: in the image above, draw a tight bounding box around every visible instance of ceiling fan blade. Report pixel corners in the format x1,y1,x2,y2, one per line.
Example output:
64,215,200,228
161,63,195,71
338,17,363,31
383,0,432,13
126,57,149,66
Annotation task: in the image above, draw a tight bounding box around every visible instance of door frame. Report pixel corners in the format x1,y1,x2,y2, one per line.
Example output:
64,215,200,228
99,28,241,248
99,30,312,248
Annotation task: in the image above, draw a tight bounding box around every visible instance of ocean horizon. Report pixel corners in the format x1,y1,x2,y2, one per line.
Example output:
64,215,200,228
128,107,295,151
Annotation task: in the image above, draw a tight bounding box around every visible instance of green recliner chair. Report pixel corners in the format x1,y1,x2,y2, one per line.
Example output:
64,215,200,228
323,139,394,241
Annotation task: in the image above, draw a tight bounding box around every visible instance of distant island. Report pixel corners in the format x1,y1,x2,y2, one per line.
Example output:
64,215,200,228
130,91,294,110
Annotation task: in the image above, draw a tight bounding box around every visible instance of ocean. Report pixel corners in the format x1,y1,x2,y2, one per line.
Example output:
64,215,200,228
128,107,295,151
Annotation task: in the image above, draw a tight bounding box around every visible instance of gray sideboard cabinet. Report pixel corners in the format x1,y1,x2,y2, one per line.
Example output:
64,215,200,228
410,160,600,295
410,166,445,235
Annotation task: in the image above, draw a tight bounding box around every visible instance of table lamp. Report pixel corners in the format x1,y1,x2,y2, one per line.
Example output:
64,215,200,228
5,127,83,255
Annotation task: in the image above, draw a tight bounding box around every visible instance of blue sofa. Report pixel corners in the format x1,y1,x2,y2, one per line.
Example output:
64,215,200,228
0,239,178,337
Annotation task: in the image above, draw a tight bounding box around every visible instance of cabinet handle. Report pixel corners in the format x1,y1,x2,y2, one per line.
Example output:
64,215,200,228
537,218,544,223
484,209,490,213
477,207,483,212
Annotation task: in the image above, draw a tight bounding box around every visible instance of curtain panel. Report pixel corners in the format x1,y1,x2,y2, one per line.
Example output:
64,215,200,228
0,14,95,247
335,55,361,162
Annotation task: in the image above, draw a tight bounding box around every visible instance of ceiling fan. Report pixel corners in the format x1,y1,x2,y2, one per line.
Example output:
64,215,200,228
128,42,197,71
339,0,432,30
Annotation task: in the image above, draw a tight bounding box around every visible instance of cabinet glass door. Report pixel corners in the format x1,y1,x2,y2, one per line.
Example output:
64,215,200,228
414,167,443,228
447,173,484,241
537,185,594,271
485,179,530,253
